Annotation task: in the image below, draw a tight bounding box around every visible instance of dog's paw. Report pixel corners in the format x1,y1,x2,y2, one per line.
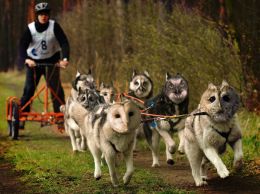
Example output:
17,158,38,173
234,159,243,171
177,146,185,154
201,175,209,181
178,149,185,155
152,163,160,168
168,145,177,154
78,149,86,152
218,168,229,179
123,174,133,185
94,170,102,180
167,159,175,165
195,180,208,187
112,180,119,187
72,150,79,154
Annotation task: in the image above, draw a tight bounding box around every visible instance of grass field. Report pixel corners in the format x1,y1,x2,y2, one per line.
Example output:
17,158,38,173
0,71,259,194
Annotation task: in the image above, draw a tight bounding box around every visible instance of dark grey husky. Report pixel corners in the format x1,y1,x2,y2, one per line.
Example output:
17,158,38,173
143,73,189,167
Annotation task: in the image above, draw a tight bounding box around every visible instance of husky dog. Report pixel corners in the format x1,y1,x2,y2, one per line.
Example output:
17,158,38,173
70,100,141,186
99,82,115,104
61,87,104,152
71,69,96,100
127,70,154,149
62,70,97,152
184,80,242,186
128,70,153,107
143,73,189,167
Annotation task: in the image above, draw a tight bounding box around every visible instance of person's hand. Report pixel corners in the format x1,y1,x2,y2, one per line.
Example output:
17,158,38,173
57,59,69,69
25,59,36,68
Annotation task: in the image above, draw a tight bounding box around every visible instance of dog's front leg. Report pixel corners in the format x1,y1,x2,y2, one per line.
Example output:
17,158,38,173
165,144,174,165
185,139,207,186
150,130,161,167
156,127,176,154
200,156,210,180
177,129,185,154
174,119,185,154
231,138,243,171
87,140,102,180
123,147,134,185
105,151,119,187
203,147,229,178
80,133,87,151
68,128,78,152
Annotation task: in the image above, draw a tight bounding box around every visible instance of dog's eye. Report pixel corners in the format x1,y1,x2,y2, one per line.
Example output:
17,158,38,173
134,81,139,86
169,83,174,89
128,111,134,117
209,96,216,103
222,95,230,102
79,96,85,101
115,114,120,118
143,82,147,86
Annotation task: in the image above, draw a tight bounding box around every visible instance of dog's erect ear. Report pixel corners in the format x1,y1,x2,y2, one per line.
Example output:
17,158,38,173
88,68,92,75
132,69,137,79
144,70,150,78
221,80,229,89
76,70,80,78
100,82,104,90
208,83,217,90
166,72,171,80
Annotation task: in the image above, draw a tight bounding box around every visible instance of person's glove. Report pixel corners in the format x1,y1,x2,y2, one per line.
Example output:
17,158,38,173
57,58,69,69
25,59,36,67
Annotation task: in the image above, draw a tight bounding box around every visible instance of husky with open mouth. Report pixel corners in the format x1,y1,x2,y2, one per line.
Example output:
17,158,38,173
143,73,189,167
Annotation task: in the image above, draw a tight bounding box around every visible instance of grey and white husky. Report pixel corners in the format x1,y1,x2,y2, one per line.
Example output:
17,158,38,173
143,73,189,167
69,100,141,187
61,70,97,152
127,70,154,148
71,70,96,100
184,80,242,186
128,70,153,108
99,82,115,104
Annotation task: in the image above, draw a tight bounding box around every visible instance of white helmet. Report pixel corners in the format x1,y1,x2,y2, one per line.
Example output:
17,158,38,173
35,2,50,13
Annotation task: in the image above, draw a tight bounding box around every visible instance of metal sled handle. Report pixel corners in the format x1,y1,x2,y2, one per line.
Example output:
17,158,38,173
35,63,56,67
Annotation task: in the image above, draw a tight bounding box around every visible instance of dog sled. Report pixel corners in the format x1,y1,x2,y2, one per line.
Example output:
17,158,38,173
6,63,64,140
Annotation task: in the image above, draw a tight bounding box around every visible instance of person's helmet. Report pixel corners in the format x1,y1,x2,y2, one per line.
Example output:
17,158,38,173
35,2,50,13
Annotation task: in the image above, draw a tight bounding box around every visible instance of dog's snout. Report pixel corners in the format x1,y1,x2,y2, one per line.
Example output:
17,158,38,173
88,95,94,102
89,85,95,89
216,109,224,114
174,88,181,94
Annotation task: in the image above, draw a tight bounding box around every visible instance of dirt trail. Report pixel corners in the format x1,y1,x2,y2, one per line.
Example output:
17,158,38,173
0,135,259,194
0,136,28,194
134,150,260,194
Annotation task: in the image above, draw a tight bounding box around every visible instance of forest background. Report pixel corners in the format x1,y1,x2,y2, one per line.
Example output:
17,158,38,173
0,0,259,111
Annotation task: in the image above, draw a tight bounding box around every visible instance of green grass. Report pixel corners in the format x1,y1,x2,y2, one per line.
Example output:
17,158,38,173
0,71,259,193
